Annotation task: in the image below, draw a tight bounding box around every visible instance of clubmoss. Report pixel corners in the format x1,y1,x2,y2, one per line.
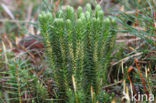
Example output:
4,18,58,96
39,3,117,102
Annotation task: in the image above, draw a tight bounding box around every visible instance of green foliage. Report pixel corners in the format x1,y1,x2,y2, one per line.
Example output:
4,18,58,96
116,0,156,98
117,0,156,68
0,58,49,103
39,3,117,103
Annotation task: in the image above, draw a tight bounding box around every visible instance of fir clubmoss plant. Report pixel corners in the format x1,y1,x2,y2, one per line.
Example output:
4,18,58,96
39,3,117,102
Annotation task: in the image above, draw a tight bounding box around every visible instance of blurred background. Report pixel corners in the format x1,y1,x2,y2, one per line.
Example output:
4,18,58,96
0,0,155,102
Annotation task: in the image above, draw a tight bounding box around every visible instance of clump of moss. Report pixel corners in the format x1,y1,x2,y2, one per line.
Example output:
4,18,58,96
39,3,117,102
